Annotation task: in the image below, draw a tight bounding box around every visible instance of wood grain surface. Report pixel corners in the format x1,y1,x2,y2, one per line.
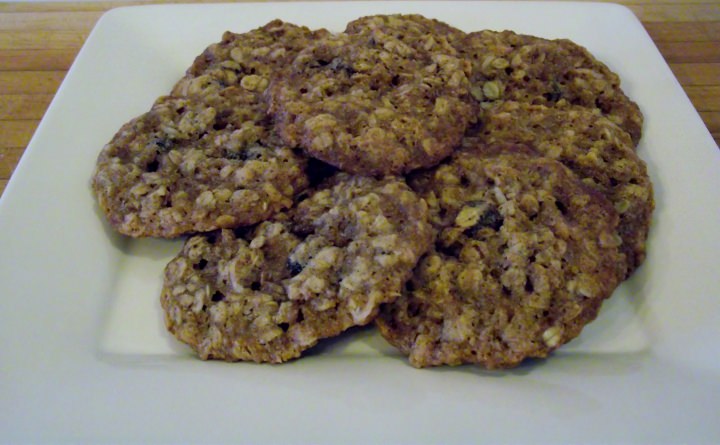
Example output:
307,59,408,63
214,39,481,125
1,0,719,198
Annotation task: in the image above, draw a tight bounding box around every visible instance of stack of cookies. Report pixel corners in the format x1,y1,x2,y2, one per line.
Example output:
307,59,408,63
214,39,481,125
92,15,653,369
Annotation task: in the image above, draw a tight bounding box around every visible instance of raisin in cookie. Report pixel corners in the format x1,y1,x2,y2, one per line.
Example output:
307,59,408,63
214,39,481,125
268,18,473,175
377,148,625,369
171,19,329,99
466,101,653,275
161,174,433,363
461,30,643,145
92,87,308,238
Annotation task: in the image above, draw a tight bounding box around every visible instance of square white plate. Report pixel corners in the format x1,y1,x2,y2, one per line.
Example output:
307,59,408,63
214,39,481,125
1,2,719,443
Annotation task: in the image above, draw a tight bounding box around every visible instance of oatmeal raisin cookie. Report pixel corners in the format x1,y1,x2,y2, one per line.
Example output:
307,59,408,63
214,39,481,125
465,101,653,274
378,148,625,368
161,174,433,362
268,17,473,175
92,87,308,238
461,30,643,145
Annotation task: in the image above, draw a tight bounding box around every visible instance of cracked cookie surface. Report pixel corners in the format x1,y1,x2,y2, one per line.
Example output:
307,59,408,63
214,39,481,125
92,87,308,238
268,15,473,175
377,148,625,369
161,174,433,362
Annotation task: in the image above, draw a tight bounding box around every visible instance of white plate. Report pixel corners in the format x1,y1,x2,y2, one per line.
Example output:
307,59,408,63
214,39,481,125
1,2,719,443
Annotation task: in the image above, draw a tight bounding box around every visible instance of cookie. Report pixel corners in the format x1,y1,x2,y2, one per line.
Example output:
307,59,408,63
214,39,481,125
466,101,653,275
268,17,473,175
92,87,308,238
345,14,466,52
461,30,643,145
161,174,433,363
171,19,329,99
377,148,625,369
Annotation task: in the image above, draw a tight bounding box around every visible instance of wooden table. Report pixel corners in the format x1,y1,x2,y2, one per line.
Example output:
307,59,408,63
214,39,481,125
1,0,718,198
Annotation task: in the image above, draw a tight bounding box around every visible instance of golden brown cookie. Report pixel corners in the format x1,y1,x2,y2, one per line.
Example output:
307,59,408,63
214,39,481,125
161,174,433,363
466,101,653,275
461,30,643,145
344,14,466,52
171,19,329,99
377,148,625,369
92,87,308,238
268,17,473,175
